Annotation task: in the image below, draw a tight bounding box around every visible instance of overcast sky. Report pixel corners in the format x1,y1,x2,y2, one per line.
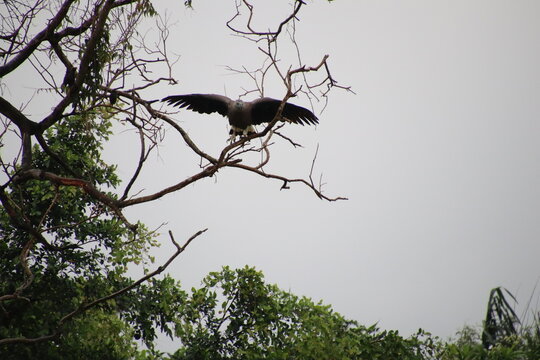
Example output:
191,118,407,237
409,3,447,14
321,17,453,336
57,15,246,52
6,0,540,349
109,0,540,346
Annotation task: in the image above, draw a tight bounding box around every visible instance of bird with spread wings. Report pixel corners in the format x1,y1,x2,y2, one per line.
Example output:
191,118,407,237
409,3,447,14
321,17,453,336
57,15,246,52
162,94,318,139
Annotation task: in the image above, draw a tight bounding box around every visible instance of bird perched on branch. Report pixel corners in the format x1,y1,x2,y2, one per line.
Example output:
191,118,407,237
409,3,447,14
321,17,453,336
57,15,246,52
162,94,318,139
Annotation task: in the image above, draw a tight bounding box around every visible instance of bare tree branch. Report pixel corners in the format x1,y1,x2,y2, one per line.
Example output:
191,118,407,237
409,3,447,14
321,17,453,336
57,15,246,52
0,0,77,77
0,228,207,345
226,0,306,41
39,0,116,132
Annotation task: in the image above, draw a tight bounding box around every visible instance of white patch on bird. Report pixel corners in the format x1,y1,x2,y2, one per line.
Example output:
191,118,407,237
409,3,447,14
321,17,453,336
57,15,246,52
228,125,256,142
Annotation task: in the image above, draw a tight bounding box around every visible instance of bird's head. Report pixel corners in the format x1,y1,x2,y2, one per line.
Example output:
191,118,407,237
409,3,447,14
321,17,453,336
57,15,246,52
233,100,244,110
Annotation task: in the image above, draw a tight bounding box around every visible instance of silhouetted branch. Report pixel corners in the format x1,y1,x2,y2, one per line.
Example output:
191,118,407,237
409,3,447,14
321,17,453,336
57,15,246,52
226,0,305,42
0,228,207,345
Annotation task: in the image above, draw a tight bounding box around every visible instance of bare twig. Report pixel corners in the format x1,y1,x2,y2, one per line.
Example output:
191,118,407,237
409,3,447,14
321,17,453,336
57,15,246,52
226,0,306,42
0,228,207,345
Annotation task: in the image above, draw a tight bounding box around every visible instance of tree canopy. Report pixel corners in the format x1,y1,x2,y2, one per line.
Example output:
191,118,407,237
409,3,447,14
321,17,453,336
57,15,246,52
169,266,439,360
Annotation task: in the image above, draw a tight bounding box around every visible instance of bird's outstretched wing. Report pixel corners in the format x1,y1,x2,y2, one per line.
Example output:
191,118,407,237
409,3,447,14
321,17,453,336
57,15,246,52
250,98,319,126
162,94,231,117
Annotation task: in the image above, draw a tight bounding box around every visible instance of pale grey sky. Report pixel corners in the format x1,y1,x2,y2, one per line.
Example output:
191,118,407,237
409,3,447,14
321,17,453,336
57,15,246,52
130,0,540,343
5,0,540,348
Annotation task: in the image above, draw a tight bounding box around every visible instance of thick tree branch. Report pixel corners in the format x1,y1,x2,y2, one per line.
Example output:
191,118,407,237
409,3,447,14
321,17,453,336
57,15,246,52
0,96,39,133
39,0,115,132
11,169,136,230
0,0,77,77
117,164,226,208
13,169,115,207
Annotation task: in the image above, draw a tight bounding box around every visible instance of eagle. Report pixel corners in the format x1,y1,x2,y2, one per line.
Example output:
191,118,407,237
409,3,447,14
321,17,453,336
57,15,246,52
162,94,318,138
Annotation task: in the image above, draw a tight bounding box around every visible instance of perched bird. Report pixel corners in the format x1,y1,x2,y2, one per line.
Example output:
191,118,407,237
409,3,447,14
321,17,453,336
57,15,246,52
162,94,318,138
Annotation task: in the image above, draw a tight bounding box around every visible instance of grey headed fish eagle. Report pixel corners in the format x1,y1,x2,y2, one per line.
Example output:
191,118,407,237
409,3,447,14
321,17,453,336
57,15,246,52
162,94,318,138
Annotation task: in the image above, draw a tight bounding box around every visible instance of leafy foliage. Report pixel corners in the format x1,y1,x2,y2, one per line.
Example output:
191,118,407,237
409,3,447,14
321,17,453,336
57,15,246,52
482,287,520,349
0,114,162,357
440,288,540,360
169,266,439,360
